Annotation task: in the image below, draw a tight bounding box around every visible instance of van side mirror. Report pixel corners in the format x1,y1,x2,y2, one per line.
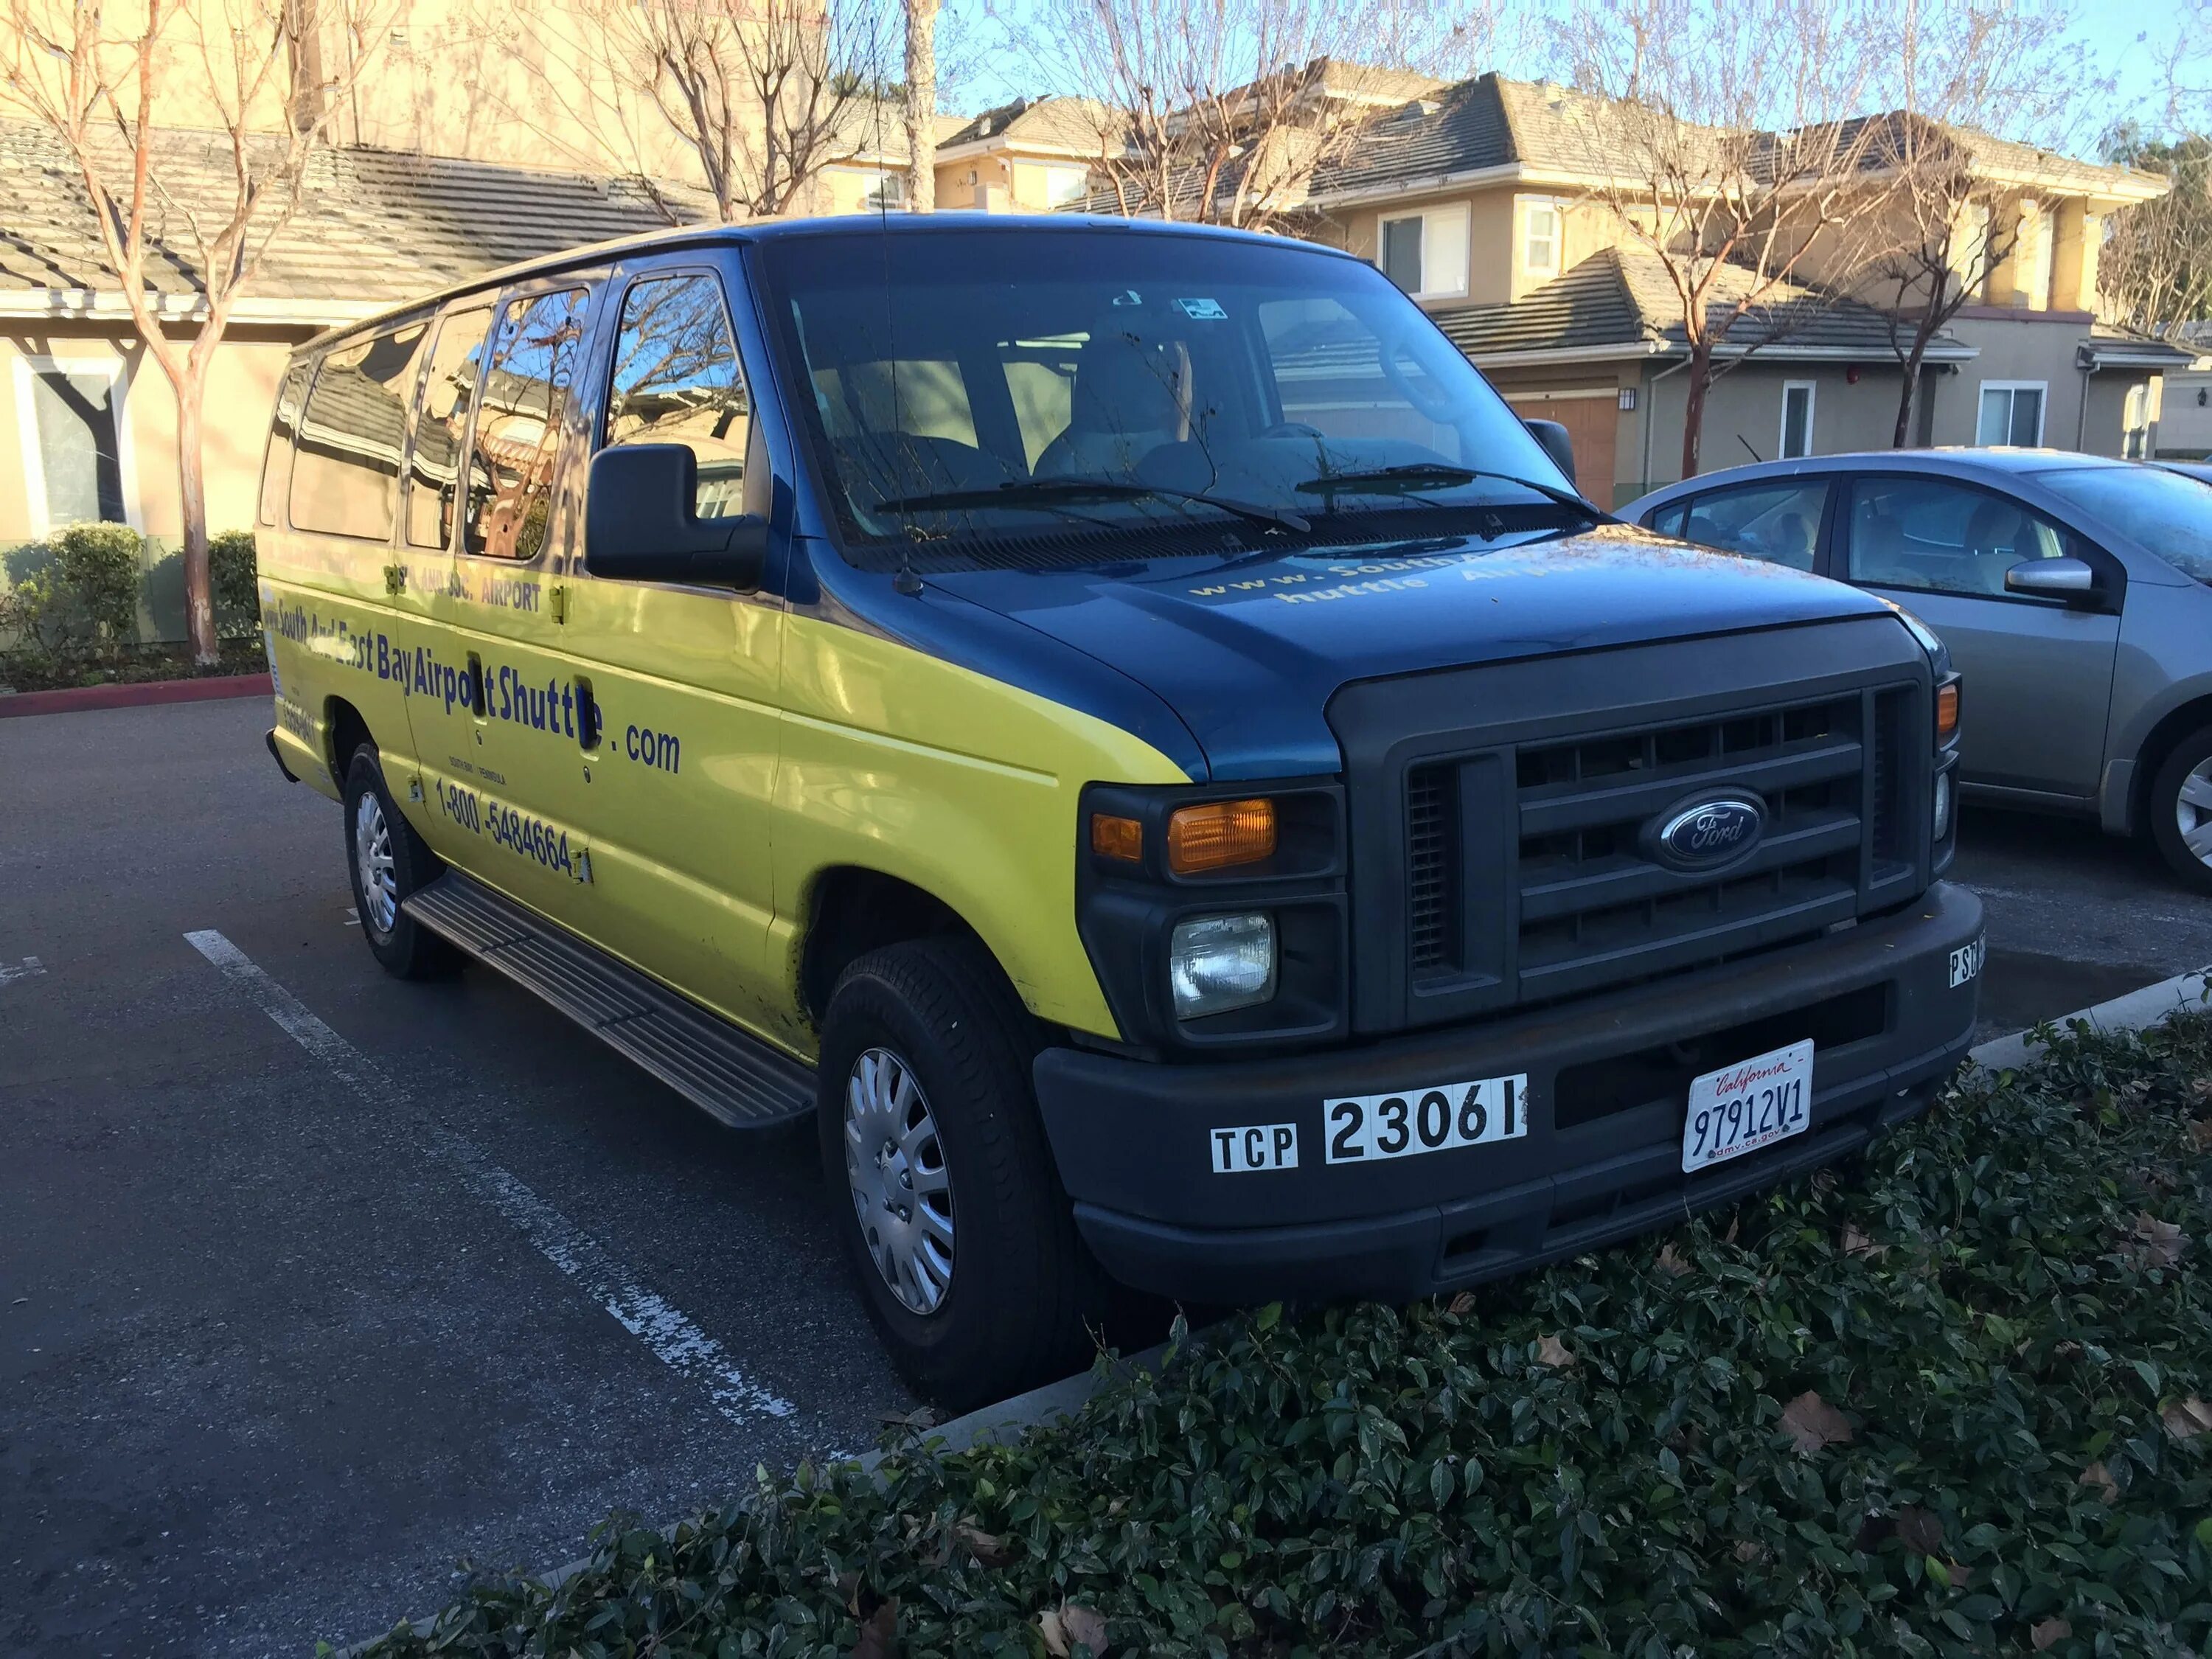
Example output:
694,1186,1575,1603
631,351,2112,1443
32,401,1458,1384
2003,556,2098,604
1524,417,1576,487
585,444,767,589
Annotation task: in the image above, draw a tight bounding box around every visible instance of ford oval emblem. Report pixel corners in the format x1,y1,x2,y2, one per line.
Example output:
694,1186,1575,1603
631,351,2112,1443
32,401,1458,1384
1649,796,1765,871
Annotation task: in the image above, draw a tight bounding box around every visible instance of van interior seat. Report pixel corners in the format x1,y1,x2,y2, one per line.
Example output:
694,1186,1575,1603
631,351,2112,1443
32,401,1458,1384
1035,319,1191,480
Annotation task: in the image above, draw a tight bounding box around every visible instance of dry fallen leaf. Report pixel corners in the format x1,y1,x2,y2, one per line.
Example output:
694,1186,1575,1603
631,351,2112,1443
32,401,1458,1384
1656,1243,1691,1277
1732,1538,1767,1563
953,1521,1012,1567
2189,1118,2212,1152
2133,1213,2189,1267
849,1598,899,1659
2163,1397,2212,1441
1534,1334,1574,1368
2031,1618,2072,1651
1841,1224,1886,1260
2079,1460,2118,1502
1447,1290,1476,1316
1778,1390,1854,1455
1041,1604,1109,1658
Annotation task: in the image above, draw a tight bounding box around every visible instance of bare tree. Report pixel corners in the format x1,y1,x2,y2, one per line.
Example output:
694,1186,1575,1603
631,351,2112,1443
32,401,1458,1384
2100,133,2212,339
471,0,892,223
1000,0,1494,232
1555,0,1904,478
1863,1,2087,446
903,0,936,209
0,0,387,665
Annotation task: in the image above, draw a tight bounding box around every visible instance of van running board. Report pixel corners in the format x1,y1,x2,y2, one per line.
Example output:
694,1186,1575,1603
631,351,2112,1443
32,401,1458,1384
403,872,816,1129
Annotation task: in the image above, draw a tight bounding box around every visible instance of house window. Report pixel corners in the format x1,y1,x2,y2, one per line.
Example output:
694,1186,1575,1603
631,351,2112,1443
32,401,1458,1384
1780,380,1816,459
1377,204,1468,299
1040,164,1090,206
1523,199,1560,276
862,170,906,211
14,357,132,535
1976,380,2046,447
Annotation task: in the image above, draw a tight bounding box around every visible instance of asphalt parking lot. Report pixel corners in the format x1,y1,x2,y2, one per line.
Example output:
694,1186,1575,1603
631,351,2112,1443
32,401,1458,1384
5,697,2211,1657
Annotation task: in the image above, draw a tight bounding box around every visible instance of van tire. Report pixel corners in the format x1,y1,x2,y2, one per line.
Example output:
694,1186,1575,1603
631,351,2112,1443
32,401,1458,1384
342,745,456,979
816,936,1102,1411
2147,725,2212,894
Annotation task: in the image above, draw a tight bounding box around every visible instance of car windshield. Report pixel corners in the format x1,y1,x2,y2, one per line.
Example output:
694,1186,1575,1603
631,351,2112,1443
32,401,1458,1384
2037,464,2212,582
756,226,1586,571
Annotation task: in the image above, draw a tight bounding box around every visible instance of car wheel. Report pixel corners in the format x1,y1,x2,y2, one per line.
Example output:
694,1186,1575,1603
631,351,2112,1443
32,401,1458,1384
817,935,1102,1411
2148,725,2212,894
342,745,457,978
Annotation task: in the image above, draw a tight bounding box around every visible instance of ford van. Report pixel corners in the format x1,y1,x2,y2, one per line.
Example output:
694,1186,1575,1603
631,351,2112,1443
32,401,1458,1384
258,217,1983,1407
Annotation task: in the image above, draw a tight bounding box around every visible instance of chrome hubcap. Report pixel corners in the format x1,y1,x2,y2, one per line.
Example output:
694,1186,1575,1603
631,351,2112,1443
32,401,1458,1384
843,1046,953,1315
353,791,399,937
2179,760,2212,870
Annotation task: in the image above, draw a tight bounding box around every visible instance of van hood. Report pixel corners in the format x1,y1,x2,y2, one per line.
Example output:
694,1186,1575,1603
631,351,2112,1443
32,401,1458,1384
927,524,1902,779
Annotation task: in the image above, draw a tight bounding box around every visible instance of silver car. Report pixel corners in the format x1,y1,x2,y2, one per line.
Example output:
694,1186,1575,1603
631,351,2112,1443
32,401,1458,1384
1623,451,2212,890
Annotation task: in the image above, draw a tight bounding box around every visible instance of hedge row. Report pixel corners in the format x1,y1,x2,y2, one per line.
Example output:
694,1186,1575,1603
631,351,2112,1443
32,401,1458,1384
342,1012,2212,1658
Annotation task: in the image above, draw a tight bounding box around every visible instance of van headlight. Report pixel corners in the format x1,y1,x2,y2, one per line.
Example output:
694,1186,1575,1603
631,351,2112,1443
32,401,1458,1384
1169,914,1276,1019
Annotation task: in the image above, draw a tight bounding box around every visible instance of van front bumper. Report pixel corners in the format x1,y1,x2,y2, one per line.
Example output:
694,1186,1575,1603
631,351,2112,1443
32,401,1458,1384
1034,881,1983,1304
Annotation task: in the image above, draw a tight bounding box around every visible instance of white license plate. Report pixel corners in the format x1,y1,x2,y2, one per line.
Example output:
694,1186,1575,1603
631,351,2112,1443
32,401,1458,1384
1950,935,1986,988
1682,1040,1813,1173
1324,1074,1528,1165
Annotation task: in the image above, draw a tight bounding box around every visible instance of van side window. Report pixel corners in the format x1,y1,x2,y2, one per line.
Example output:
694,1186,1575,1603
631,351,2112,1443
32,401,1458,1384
288,321,429,540
466,288,590,561
406,306,493,551
605,274,748,519
259,361,313,528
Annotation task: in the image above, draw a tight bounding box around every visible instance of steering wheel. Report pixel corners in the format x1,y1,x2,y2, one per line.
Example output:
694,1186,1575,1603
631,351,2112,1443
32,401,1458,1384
1255,422,1326,442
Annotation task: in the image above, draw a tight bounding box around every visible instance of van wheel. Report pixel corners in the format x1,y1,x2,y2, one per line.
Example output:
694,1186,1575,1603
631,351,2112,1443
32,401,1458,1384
2148,726,2212,894
342,746,456,979
817,936,1102,1411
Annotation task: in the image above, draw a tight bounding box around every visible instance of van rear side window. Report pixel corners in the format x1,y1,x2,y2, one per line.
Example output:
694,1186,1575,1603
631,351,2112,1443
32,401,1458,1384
259,361,313,528
466,288,589,561
289,322,428,540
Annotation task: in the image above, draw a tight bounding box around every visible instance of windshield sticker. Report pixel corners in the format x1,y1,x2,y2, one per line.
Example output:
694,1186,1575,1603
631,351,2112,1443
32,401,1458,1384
1110,289,1144,307
1176,297,1228,321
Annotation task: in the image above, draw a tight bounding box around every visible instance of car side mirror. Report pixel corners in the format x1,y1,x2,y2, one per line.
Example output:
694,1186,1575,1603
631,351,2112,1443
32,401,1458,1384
2003,556,2098,604
1524,417,1576,487
585,444,767,589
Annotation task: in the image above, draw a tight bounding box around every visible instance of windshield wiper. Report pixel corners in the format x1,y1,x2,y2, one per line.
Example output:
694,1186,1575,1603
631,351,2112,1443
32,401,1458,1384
872,476,1310,533
1295,463,1607,519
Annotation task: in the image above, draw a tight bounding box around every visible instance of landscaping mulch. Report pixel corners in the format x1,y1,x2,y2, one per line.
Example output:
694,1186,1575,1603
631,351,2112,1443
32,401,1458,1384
341,1012,2212,1659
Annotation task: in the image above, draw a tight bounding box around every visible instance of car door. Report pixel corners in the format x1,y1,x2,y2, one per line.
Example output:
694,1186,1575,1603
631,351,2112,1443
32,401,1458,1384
1839,472,2121,799
543,257,793,1044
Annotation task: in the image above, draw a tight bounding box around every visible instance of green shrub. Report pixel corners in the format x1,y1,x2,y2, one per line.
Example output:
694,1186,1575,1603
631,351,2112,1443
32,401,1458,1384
347,1015,2212,1659
49,521,145,649
209,529,260,640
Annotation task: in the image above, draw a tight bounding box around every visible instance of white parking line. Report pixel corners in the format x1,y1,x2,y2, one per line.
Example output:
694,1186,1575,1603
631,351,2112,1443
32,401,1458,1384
0,956,44,987
183,928,797,1424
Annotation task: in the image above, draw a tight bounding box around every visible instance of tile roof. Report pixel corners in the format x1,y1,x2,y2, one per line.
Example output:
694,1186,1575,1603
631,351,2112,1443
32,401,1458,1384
939,97,1121,156
1431,244,1974,362
0,119,713,305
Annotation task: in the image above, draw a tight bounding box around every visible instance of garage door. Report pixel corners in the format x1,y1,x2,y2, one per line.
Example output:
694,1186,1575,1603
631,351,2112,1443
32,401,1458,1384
1504,389,1618,509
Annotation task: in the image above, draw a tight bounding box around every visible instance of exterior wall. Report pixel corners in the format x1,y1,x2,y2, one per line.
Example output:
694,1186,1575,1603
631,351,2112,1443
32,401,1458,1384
3,321,303,639
1627,360,1914,498
2160,369,2212,459
1927,310,2152,453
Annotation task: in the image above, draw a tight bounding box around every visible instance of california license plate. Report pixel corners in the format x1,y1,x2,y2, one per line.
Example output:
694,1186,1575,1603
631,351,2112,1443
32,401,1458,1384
1682,1040,1813,1172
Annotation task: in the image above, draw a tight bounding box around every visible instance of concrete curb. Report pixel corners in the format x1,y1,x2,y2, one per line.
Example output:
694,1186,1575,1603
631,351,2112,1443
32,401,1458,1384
0,671,271,720
1966,967,2211,1074
344,967,2212,1652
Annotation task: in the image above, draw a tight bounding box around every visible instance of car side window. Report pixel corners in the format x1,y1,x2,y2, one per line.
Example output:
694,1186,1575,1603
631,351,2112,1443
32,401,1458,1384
405,305,493,551
1845,475,2081,599
1646,501,1688,538
288,321,430,541
1672,480,1827,571
605,273,750,519
466,288,591,561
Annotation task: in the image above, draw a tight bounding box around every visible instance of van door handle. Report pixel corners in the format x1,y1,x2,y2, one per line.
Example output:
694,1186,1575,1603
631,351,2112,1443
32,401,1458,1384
573,676,599,749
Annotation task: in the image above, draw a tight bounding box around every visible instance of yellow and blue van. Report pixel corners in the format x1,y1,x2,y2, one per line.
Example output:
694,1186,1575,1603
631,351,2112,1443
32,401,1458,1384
259,216,1983,1406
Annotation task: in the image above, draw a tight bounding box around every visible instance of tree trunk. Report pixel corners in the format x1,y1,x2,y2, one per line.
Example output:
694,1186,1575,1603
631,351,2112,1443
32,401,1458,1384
1891,329,1932,449
903,0,939,212
176,382,218,666
1678,342,1714,481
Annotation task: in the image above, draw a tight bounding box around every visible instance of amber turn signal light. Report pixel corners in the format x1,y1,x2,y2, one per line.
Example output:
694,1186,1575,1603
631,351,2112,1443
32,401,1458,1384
1935,681,1960,744
1091,813,1144,861
1167,799,1276,874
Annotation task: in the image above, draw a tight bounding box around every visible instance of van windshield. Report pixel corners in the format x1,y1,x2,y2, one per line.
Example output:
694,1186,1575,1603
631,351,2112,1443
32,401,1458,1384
755,226,1587,571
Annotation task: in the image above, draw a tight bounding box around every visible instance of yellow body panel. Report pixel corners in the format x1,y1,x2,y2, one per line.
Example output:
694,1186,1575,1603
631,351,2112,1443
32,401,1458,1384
262,535,1193,1060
